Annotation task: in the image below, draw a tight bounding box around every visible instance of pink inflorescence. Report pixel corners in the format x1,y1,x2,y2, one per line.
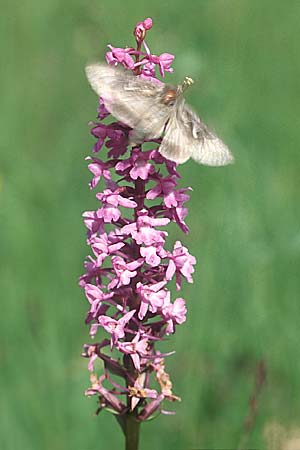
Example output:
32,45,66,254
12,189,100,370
80,18,196,421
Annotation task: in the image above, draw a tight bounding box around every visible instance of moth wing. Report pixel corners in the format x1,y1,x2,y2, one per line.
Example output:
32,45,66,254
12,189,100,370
128,100,172,144
85,63,171,141
183,104,234,166
158,103,194,164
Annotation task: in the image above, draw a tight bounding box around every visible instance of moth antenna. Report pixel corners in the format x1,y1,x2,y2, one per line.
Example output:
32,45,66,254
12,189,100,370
177,76,194,95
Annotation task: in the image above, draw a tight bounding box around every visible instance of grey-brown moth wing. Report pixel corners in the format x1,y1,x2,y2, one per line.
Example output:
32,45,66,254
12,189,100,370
85,64,172,142
184,103,233,166
160,100,233,166
158,99,194,164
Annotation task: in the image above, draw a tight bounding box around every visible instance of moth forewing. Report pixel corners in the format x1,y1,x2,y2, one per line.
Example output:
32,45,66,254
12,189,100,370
85,64,121,98
127,95,173,145
191,136,234,166
159,101,194,164
85,63,173,143
179,104,234,166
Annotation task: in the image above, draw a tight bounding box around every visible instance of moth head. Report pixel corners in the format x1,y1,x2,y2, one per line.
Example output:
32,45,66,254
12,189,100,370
161,88,178,106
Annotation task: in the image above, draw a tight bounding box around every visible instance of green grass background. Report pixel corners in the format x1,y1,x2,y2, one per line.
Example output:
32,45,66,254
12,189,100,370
1,0,300,449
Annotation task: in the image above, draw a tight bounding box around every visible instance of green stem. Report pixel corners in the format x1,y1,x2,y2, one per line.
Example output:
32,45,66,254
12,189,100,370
125,412,140,450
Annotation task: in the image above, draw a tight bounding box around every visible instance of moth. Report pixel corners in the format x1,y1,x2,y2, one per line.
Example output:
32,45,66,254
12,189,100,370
85,63,234,166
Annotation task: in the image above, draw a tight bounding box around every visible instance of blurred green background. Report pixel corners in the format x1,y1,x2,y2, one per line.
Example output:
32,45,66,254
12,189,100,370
1,0,300,449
